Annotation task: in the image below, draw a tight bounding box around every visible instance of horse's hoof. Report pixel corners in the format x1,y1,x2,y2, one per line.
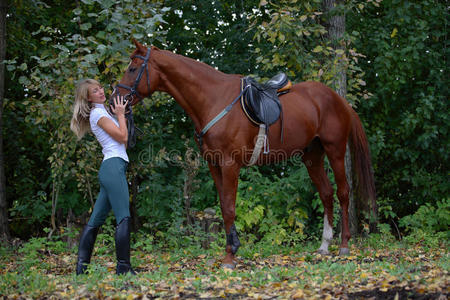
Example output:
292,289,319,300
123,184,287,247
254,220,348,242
317,249,330,255
339,248,350,256
221,263,236,270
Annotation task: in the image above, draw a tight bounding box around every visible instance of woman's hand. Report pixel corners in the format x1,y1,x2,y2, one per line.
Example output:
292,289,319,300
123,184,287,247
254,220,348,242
99,94,128,144
111,95,127,116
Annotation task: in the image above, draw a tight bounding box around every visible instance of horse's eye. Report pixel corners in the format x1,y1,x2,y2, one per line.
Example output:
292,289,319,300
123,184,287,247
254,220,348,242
128,67,137,73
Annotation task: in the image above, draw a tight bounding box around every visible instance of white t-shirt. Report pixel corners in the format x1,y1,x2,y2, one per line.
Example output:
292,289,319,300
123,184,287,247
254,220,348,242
90,103,129,162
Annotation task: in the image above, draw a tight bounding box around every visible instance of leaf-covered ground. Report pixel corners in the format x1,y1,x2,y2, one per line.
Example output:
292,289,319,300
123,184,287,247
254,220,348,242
0,237,448,299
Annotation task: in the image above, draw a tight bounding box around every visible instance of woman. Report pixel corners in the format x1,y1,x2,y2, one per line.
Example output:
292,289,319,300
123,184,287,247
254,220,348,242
70,78,135,275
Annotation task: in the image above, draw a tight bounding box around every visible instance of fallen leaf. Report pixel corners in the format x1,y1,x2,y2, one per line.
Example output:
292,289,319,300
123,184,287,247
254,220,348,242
292,289,304,299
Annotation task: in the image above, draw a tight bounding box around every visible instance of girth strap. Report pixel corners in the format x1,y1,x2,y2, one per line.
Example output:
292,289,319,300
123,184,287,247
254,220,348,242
248,124,266,166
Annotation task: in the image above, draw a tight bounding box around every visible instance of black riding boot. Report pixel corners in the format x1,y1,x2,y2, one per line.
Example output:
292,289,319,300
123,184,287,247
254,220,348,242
115,217,136,275
76,225,99,275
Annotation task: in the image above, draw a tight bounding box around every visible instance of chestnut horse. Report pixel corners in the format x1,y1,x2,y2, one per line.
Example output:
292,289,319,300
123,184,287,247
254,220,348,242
115,40,376,268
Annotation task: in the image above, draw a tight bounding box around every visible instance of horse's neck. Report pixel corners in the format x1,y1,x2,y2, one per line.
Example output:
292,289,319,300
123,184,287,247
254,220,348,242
153,50,238,130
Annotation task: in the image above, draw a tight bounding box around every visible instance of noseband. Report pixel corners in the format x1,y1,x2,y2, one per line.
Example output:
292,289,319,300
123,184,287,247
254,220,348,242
116,48,152,103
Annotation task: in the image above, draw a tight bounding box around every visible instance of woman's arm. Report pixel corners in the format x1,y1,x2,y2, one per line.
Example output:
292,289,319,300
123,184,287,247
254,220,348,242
97,95,128,145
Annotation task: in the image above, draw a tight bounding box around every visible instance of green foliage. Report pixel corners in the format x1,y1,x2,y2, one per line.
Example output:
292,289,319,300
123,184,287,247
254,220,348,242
399,199,450,235
5,0,171,234
132,232,155,253
3,0,448,245
396,198,449,249
235,165,313,245
350,0,449,220
367,223,396,249
0,231,447,298
14,232,68,274
162,0,264,74
16,237,48,270
250,0,370,105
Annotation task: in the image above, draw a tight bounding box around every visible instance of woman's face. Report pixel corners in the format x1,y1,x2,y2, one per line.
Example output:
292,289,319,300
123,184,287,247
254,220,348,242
88,84,106,104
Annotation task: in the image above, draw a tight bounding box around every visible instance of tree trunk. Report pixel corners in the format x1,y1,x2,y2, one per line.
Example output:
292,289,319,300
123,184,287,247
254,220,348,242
84,169,95,209
0,0,9,243
323,0,358,236
48,177,61,239
130,174,140,231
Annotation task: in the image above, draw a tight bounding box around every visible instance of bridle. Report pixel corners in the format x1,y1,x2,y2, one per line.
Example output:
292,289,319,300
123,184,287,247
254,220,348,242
115,47,152,105
112,47,152,148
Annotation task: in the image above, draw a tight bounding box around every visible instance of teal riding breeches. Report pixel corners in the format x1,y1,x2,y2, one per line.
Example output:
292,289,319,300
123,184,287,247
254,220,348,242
88,157,130,227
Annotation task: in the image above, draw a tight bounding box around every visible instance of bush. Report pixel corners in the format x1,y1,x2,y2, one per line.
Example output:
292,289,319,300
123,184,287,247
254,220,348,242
399,198,450,234
234,165,314,245
399,198,449,247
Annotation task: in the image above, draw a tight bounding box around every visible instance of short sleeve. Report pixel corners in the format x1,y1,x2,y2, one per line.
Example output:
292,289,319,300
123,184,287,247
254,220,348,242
90,108,109,127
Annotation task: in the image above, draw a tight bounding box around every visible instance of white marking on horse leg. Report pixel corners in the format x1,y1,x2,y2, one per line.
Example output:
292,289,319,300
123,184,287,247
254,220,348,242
318,215,333,254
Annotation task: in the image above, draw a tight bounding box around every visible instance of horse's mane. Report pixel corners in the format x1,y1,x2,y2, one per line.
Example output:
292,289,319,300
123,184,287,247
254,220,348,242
154,47,231,79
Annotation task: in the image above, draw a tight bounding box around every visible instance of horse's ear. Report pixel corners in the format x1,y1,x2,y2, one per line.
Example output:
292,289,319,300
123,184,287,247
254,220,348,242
132,39,146,52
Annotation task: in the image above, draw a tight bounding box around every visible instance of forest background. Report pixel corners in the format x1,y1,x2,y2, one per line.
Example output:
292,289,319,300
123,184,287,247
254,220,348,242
0,0,448,248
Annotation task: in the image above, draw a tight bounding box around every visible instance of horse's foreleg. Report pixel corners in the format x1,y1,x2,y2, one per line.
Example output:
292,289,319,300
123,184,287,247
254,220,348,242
217,163,240,268
207,162,223,204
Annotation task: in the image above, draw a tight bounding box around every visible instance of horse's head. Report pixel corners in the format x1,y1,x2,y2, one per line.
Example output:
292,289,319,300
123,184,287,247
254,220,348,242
113,39,157,106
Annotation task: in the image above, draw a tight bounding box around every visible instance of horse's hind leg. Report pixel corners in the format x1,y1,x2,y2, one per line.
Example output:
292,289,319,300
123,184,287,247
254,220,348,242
322,141,351,255
303,139,335,255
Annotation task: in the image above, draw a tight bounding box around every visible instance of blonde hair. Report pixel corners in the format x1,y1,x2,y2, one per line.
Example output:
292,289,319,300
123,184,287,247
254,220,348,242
70,79,102,140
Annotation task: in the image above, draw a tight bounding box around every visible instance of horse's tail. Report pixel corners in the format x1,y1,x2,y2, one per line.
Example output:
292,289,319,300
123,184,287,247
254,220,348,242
348,109,377,228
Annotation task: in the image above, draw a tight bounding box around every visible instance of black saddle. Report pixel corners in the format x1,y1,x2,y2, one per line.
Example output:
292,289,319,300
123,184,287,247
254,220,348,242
241,73,291,131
